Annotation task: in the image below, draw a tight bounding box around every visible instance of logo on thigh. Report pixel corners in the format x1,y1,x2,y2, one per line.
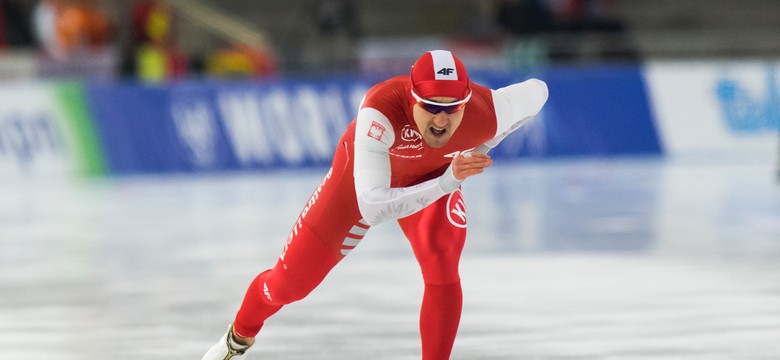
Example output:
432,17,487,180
446,189,467,228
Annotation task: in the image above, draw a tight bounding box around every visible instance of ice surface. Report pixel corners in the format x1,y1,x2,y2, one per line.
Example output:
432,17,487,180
1,157,779,359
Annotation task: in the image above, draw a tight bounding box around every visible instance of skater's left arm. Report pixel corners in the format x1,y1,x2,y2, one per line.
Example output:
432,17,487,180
434,78,549,190
477,78,549,154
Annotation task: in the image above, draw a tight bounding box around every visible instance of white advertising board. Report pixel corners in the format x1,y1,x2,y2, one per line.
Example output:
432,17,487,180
0,83,77,181
644,61,779,162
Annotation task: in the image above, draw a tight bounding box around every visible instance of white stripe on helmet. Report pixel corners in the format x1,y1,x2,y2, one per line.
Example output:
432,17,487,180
430,50,458,81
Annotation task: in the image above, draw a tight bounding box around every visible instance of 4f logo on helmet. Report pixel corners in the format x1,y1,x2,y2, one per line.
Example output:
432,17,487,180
437,68,454,76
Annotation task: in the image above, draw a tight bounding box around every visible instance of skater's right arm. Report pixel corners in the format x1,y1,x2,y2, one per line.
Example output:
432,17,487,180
353,108,462,226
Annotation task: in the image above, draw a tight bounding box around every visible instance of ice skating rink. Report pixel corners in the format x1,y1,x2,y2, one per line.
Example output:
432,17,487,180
2,157,779,359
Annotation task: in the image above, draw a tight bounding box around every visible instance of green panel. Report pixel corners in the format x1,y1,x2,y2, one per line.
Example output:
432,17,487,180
54,81,107,176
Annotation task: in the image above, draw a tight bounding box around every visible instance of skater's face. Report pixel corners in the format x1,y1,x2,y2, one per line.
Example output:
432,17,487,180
412,97,466,148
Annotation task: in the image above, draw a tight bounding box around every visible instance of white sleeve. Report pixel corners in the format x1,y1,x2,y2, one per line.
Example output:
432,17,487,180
482,78,549,150
353,108,460,226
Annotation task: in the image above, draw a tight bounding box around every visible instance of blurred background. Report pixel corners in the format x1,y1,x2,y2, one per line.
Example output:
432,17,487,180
0,0,778,79
0,0,777,171
1,1,779,359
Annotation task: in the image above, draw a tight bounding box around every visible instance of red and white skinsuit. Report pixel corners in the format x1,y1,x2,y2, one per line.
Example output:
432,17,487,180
232,75,548,359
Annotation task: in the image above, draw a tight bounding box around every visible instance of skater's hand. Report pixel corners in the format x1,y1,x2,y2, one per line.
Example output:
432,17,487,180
451,153,492,181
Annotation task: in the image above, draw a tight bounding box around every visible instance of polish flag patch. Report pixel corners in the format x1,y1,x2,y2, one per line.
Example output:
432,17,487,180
368,121,386,141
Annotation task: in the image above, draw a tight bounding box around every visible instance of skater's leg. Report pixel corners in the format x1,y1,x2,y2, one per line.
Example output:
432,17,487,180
399,189,467,359
233,225,343,338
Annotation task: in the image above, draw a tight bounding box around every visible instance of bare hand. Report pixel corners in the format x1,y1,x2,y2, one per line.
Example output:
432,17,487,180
452,153,492,181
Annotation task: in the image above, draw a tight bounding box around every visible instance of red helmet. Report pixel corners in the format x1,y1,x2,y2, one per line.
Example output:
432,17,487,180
409,50,472,105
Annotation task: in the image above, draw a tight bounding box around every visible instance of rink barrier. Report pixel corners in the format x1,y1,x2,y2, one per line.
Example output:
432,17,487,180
82,66,660,175
19,61,780,177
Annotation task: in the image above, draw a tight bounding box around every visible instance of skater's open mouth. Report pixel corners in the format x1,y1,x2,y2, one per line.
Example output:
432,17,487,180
430,126,446,136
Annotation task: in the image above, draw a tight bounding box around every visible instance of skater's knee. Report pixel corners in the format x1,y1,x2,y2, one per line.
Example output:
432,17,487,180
418,251,461,285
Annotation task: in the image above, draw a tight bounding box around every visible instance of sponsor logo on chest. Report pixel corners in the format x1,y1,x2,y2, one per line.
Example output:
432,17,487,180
390,125,423,158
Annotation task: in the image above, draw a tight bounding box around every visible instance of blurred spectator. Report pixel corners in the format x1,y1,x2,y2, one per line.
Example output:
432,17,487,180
495,0,636,63
205,43,276,78
496,0,557,35
32,0,57,55
32,0,116,79
0,0,35,49
0,1,8,48
557,0,626,33
555,0,638,61
33,0,113,59
314,0,360,39
131,0,187,81
291,0,360,74
495,0,626,35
